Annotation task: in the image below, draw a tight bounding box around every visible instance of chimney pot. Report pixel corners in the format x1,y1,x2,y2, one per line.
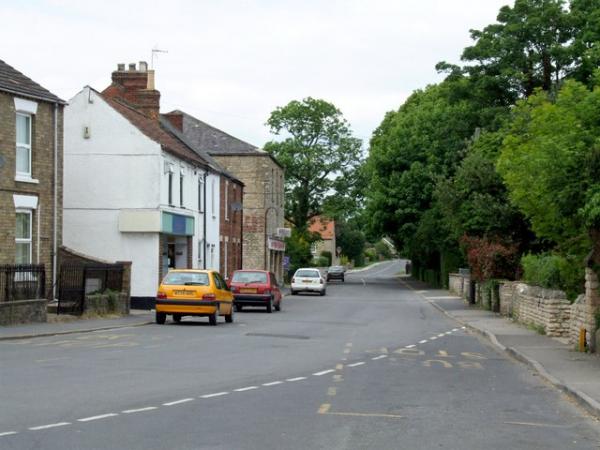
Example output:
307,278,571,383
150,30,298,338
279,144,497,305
128,63,136,71
139,61,148,72
117,63,125,71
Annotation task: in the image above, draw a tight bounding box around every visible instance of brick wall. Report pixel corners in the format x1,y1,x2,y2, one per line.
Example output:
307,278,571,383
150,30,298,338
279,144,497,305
219,176,243,277
0,92,63,299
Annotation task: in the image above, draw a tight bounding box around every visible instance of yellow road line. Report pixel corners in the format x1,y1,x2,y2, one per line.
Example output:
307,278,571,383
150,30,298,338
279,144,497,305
322,411,403,419
318,403,331,414
327,387,337,396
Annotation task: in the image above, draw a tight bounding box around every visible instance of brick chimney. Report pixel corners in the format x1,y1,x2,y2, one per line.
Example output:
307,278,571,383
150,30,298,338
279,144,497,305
102,61,161,120
163,111,184,131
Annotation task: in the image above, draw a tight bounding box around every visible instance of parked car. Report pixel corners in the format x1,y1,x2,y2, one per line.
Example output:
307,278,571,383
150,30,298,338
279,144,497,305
229,270,282,313
291,268,326,296
155,269,234,325
326,265,345,282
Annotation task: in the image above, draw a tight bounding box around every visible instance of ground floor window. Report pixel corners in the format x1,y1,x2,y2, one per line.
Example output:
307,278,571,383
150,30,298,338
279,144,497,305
15,210,32,264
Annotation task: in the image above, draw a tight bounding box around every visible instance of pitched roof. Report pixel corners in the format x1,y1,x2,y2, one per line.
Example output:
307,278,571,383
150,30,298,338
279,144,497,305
101,94,211,169
308,216,335,240
0,59,65,104
168,109,262,154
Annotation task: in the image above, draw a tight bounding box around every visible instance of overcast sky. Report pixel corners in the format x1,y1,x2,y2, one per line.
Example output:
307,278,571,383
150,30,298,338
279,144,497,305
2,0,509,148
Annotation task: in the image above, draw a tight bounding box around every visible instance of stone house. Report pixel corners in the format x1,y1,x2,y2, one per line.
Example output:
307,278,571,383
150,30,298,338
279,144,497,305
0,59,65,298
309,216,338,265
163,110,286,282
63,62,241,305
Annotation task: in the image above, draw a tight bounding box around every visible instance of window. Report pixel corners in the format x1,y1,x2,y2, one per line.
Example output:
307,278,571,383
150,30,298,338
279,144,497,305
168,172,173,205
225,180,229,221
15,210,32,264
198,178,205,212
180,173,184,207
16,113,32,177
271,168,274,202
198,239,204,267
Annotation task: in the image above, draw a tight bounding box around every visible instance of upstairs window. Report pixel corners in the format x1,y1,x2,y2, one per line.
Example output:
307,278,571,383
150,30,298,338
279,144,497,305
180,173,184,207
16,113,32,178
225,180,229,221
198,178,205,212
15,210,32,264
168,172,173,205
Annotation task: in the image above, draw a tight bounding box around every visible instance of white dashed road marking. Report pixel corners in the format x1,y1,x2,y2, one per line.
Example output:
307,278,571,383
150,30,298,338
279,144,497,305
122,407,157,414
163,398,194,406
77,413,118,422
419,340,428,344
262,381,283,386
201,392,229,398
286,377,307,382
234,386,259,392
313,369,335,376
430,336,438,340
372,355,387,360
29,422,71,431
347,362,365,367
0,431,18,437
405,344,416,348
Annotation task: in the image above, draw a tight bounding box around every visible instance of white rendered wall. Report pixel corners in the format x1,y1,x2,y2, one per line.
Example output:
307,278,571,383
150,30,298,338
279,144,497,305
206,173,220,271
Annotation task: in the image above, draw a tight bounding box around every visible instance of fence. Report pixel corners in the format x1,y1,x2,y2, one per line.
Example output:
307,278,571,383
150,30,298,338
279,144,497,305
57,263,124,315
0,264,46,302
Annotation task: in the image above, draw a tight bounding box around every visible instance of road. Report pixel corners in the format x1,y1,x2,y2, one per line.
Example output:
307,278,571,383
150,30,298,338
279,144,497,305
1,260,599,449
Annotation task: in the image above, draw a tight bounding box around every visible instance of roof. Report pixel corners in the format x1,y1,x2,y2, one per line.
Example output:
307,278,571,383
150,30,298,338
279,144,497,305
169,109,260,154
101,93,212,170
308,216,335,240
0,59,65,104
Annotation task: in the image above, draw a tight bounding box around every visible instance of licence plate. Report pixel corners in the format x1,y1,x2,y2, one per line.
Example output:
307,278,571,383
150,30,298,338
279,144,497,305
174,290,195,295
240,288,257,294
302,279,313,283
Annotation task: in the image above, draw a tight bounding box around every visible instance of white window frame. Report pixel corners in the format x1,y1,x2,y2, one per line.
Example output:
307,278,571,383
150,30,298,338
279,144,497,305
198,178,205,213
211,179,216,217
168,172,173,205
15,209,32,265
225,180,229,221
180,173,184,207
16,113,32,179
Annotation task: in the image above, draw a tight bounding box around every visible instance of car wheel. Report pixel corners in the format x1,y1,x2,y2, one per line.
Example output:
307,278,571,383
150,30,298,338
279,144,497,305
266,296,274,313
320,289,326,296
209,309,218,326
235,303,243,312
225,304,234,323
155,311,166,324
342,276,345,282
275,300,281,312
291,290,297,295
172,314,182,324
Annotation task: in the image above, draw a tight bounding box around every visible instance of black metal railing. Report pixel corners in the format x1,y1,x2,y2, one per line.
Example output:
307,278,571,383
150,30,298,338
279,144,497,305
0,264,46,302
57,264,124,315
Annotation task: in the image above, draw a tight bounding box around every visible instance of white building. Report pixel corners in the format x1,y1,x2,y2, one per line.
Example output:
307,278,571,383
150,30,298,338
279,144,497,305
64,64,223,304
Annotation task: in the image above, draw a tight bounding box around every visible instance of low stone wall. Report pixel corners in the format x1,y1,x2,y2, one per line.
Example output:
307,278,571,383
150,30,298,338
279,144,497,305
449,273,471,301
0,299,47,325
569,268,600,348
500,282,571,337
84,292,129,316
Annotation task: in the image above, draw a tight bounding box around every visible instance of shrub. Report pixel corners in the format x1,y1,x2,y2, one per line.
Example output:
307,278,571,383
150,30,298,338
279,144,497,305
320,251,332,266
460,236,518,282
521,253,584,301
364,247,377,261
374,241,392,259
313,256,330,267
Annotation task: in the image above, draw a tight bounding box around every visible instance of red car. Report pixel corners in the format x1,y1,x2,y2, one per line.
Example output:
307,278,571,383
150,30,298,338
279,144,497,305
229,270,282,313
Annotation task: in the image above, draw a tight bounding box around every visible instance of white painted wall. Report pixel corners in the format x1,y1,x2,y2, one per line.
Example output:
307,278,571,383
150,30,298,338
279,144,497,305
206,173,220,271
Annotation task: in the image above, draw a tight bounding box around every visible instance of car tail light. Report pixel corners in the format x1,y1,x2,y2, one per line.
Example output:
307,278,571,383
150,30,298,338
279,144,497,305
202,293,216,301
291,278,295,283
230,286,238,293
319,279,324,284
157,291,167,299
263,289,271,296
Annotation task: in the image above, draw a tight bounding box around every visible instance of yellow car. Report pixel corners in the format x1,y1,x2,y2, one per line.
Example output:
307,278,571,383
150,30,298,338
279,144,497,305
155,269,234,326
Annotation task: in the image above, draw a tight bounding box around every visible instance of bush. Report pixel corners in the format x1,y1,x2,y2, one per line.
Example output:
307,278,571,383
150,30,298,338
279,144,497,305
364,247,377,261
374,241,392,259
320,251,332,266
461,236,518,282
313,256,330,267
521,253,584,301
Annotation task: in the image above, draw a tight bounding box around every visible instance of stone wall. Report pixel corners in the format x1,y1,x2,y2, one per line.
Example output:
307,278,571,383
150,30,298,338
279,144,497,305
449,273,471,302
569,268,600,348
84,292,129,316
0,299,47,325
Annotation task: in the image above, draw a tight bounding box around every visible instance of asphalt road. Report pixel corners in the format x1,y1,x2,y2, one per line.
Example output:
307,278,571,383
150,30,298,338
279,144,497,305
1,260,600,449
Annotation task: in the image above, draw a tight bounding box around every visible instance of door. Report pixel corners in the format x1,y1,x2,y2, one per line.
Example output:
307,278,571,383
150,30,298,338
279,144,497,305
213,272,233,314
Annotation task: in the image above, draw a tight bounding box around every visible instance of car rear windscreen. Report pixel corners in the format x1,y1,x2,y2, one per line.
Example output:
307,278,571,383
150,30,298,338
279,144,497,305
163,272,209,286
232,271,268,284
295,270,320,278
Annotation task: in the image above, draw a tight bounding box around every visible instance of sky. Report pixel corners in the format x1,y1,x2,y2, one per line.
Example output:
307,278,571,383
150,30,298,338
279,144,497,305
1,0,509,148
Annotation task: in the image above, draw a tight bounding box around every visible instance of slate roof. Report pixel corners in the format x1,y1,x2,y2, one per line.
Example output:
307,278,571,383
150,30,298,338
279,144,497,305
0,59,65,104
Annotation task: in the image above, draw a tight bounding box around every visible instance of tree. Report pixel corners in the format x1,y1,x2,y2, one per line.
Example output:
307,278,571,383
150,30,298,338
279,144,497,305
497,77,600,264
264,98,363,230
336,221,366,265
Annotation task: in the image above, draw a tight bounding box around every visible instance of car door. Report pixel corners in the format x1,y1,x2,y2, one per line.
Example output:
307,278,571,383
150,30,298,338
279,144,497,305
270,272,282,302
214,272,233,313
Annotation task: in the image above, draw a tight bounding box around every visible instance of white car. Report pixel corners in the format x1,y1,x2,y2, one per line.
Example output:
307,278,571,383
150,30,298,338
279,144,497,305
291,268,327,296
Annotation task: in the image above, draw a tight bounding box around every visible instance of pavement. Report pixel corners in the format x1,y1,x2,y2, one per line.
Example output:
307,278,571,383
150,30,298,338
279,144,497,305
401,276,600,418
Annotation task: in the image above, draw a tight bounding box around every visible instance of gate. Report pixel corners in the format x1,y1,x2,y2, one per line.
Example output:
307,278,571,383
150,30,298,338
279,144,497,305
57,264,124,315
0,265,46,302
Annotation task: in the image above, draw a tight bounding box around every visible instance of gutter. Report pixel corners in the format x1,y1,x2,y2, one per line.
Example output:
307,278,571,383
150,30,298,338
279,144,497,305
52,103,58,299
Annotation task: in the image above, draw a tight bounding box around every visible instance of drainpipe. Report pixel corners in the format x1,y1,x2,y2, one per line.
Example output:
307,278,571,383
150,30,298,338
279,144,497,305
203,171,207,269
52,103,58,299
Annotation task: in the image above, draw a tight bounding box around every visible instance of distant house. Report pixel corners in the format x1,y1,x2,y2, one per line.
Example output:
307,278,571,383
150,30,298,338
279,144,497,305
64,62,241,304
164,110,286,282
308,216,337,265
0,59,66,297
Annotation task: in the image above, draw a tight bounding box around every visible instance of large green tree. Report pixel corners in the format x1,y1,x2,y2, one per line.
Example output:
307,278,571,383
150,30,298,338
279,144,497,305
498,77,600,264
264,98,363,230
